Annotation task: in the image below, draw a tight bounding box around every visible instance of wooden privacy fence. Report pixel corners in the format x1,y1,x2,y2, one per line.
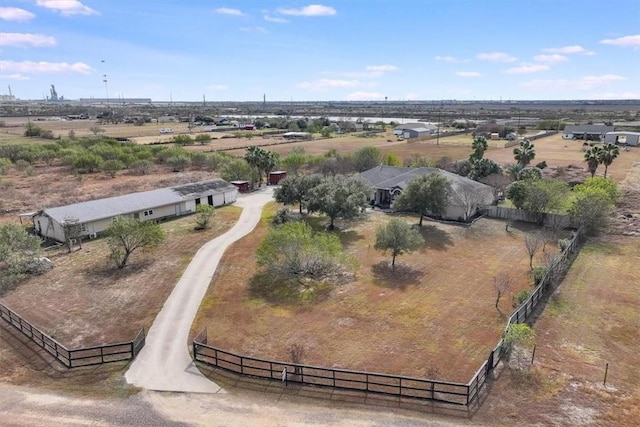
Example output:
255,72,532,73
0,301,145,368
193,233,582,409
483,206,576,229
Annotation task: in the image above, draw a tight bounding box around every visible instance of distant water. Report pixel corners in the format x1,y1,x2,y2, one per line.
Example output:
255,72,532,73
218,114,437,125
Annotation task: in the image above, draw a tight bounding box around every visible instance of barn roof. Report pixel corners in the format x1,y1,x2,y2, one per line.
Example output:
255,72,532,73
40,179,237,224
563,125,614,134
360,165,494,206
394,122,436,131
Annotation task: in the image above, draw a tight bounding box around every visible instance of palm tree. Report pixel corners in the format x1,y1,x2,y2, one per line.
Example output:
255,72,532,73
597,143,620,178
513,139,536,166
469,136,488,163
584,146,603,178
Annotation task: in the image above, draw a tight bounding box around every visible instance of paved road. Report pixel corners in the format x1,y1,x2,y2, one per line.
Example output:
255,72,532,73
125,187,275,393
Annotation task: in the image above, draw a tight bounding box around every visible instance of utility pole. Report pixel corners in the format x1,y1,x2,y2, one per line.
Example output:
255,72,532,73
103,74,110,114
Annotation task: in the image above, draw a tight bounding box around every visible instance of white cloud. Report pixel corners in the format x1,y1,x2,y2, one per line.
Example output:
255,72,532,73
365,65,398,72
216,7,245,16
599,34,640,49
590,91,640,100
0,60,94,74
521,74,625,91
541,45,594,55
36,0,98,16
346,92,386,101
207,84,228,91
434,55,467,63
455,71,482,77
296,78,361,90
504,64,550,74
476,52,517,63
0,7,35,21
264,14,288,23
239,26,268,34
326,64,398,78
0,33,56,48
405,93,419,100
0,73,30,80
533,54,568,64
277,5,336,16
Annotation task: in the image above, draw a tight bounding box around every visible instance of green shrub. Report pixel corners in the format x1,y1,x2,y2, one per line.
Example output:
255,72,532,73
0,158,13,174
513,290,531,307
14,159,30,171
531,266,547,286
130,160,152,175
271,208,303,225
166,155,190,172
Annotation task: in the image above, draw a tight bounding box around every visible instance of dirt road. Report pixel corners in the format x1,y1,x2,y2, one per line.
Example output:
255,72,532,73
0,382,468,427
125,187,275,393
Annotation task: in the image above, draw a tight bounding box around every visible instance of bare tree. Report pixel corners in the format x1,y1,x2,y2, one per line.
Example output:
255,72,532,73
524,233,543,270
494,273,513,309
288,343,306,375
61,217,82,252
452,184,487,222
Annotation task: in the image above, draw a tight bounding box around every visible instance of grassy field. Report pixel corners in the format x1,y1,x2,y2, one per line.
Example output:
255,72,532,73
192,206,558,383
1,206,241,351
475,235,640,426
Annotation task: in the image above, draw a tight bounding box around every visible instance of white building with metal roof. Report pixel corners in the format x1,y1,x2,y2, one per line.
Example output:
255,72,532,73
31,179,238,242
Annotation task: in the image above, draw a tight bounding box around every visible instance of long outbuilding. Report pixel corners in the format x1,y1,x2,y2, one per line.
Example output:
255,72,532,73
31,179,238,242
604,131,640,147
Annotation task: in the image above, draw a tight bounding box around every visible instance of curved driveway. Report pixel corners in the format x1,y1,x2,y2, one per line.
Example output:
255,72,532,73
125,187,274,393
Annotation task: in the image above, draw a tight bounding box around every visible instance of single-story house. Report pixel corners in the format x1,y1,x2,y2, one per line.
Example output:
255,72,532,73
403,127,436,139
604,131,639,147
393,123,437,136
360,165,495,222
563,125,614,141
282,132,312,140
31,179,238,242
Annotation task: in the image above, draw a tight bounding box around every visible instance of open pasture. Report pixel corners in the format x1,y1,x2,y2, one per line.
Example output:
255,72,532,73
193,209,557,383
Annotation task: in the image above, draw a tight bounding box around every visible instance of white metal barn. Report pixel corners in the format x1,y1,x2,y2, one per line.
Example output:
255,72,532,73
604,131,640,147
31,179,238,242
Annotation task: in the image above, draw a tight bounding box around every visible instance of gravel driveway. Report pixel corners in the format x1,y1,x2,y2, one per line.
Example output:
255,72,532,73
125,187,275,393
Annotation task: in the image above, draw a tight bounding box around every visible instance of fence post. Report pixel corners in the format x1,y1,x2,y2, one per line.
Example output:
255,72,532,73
531,345,536,365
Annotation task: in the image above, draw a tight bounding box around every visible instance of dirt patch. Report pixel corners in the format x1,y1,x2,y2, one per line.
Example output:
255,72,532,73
193,209,560,383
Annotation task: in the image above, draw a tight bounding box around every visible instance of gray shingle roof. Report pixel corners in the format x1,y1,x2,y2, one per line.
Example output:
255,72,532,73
42,179,237,223
360,166,494,206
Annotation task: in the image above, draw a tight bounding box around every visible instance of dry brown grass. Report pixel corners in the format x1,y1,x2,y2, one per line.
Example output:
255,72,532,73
0,205,241,396
192,206,557,383
474,235,640,425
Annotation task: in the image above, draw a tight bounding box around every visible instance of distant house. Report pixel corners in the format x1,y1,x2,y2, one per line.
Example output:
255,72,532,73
604,131,640,147
282,132,312,140
403,127,436,139
563,125,614,141
393,123,437,136
31,179,238,242
360,166,495,221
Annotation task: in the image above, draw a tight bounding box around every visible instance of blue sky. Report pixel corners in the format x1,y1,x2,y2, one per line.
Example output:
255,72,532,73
1,0,639,102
